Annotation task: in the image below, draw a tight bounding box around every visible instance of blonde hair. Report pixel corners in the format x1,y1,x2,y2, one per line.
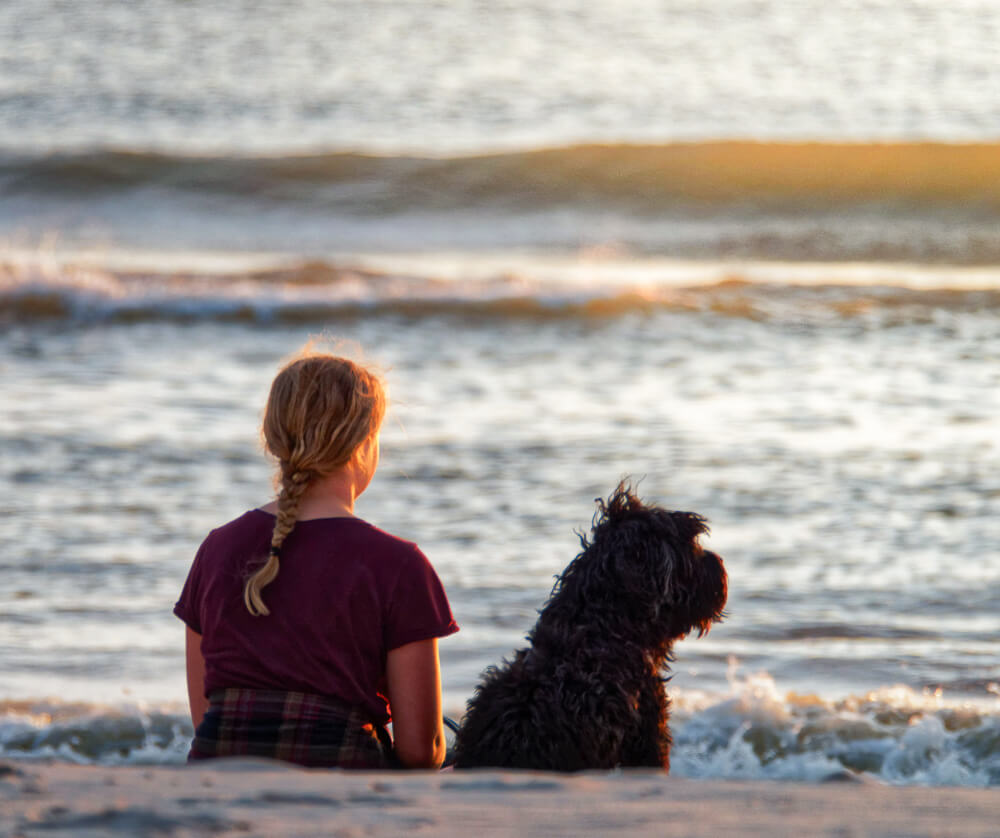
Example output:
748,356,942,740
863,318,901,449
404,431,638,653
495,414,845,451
244,350,387,616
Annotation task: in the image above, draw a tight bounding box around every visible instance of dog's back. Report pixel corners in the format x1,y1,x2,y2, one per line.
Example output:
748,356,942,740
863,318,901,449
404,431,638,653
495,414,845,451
455,643,666,770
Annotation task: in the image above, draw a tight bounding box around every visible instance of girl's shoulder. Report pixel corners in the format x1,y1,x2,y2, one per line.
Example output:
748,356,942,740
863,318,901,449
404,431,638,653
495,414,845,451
198,509,274,554
344,517,420,551
314,516,426,567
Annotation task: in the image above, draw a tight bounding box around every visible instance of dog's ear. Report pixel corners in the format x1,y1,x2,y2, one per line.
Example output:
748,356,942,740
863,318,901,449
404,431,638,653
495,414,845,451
650,510,727,635
667,510,710,554
653,509,709,586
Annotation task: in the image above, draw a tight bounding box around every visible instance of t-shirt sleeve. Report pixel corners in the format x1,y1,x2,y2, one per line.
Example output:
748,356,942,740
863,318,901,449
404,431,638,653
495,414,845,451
173,538,208,634
384,546,459,651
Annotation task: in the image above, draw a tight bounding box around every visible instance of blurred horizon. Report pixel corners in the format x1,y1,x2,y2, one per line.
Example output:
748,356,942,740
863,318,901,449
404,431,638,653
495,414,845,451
2,0,999,157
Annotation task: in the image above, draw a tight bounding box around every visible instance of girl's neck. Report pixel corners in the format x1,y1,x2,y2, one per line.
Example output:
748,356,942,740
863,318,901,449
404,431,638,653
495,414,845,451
299,470,361,519
262,470,362,520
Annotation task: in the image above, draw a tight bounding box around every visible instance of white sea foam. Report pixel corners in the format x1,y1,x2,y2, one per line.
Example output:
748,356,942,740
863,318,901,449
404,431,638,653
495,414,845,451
4,673,998,785
669,667,1000,786
3,251,999,326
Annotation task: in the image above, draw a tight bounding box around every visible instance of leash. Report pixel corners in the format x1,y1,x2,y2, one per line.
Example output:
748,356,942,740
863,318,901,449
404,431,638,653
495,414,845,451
442,716,460,768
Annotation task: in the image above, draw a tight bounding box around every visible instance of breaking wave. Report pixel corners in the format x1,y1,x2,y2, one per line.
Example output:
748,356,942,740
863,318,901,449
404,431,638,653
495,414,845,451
3,256,999,326
671,671,1000,787
3,671,998,785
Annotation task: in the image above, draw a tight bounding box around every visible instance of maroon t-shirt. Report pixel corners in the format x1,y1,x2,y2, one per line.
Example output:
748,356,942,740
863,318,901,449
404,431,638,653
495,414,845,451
174,510,458,724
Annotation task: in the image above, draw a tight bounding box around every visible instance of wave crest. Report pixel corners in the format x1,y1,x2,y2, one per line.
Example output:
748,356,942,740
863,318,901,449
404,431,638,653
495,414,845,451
2,256,999,326
5,142,1000,210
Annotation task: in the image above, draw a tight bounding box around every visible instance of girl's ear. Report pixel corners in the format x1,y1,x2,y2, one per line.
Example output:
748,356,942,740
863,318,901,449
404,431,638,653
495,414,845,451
353,431,380,490
364,431,380,463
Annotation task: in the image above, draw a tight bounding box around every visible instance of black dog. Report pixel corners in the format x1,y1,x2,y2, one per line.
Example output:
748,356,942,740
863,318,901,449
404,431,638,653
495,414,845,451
453,483,727,772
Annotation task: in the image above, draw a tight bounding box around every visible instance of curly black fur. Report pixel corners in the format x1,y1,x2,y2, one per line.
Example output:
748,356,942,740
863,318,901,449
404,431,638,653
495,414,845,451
453,482,728,772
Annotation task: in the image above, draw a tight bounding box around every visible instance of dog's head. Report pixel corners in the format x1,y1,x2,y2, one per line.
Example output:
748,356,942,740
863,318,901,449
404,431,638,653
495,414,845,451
543,482,728,649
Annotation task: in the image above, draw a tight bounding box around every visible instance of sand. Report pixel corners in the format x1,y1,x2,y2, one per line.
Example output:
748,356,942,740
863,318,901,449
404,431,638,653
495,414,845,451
2,760,998,838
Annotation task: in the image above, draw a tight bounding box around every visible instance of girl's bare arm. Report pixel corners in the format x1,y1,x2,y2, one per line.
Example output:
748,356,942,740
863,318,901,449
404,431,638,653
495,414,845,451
385,637,446,769
185,627,210,730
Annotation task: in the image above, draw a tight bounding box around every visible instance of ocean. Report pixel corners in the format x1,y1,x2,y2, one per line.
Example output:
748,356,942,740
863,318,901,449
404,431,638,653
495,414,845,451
1,0,998,786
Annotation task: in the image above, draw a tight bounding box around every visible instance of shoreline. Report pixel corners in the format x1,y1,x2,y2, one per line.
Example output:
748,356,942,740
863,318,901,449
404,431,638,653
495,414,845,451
3,760,998,837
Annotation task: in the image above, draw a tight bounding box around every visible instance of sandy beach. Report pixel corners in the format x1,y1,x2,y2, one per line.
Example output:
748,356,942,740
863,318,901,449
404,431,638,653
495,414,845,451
2,759,998,838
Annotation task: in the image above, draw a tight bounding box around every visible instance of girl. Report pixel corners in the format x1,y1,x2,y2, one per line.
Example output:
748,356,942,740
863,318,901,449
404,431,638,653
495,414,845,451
174,349,458,769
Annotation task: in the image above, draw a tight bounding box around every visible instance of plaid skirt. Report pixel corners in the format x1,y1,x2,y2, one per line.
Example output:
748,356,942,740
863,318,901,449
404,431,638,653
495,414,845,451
189,688,394,769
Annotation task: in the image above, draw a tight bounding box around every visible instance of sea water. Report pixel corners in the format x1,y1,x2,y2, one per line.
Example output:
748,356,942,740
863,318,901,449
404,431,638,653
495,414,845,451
1,0,998,785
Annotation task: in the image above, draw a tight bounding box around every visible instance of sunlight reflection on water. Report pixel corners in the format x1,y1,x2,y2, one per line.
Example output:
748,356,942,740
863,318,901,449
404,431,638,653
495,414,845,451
2,304,998,707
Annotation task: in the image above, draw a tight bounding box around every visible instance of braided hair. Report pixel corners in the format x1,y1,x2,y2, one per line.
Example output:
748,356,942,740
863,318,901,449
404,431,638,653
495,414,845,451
243,352,386,616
